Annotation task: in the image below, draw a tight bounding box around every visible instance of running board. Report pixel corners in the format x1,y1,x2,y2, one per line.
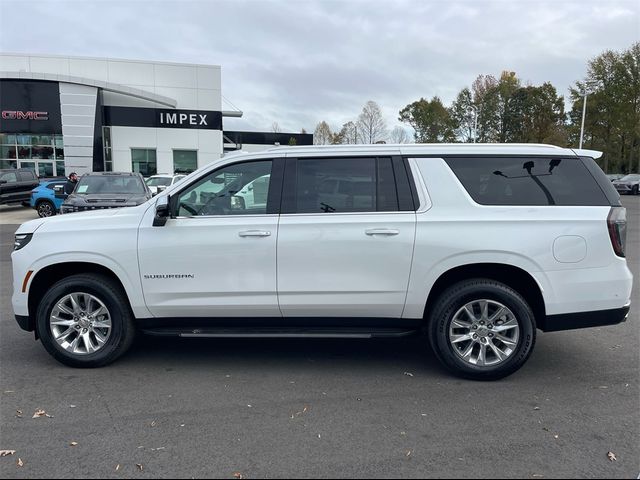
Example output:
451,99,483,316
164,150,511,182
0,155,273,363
141,327,419,339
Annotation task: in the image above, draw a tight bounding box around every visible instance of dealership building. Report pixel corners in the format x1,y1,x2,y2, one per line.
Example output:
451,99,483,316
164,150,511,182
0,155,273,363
0,53,312,177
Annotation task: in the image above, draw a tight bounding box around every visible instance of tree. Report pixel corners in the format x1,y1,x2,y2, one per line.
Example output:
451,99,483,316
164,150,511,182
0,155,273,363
313,121,333,145
357,101,388,144
449,88,475,142
398,96,455,143
338,121,359,144
389,126,411,144
568,42,640,173
271,122,281,133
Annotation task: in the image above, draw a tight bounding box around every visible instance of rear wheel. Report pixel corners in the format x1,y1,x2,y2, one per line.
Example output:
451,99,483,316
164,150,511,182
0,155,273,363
36,274,136,367
428,279,536,380
36,200,56,217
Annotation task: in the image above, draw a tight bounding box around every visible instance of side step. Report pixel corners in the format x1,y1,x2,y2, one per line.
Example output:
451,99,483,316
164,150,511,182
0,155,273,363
141,327,419,339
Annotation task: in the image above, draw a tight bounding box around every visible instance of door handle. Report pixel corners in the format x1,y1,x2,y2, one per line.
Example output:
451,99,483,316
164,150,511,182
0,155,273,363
239,230,271,237
365,228,400,236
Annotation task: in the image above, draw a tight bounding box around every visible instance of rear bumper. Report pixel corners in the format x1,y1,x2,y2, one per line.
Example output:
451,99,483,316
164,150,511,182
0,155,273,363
538,304,631,332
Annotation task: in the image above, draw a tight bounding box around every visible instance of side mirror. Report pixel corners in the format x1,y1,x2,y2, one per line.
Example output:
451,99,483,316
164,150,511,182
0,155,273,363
153,196,170,227
157,185,167,192
0,179,7,185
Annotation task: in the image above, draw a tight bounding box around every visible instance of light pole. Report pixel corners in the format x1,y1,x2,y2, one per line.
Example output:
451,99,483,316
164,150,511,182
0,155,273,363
579,90,588,149
468,105,478,143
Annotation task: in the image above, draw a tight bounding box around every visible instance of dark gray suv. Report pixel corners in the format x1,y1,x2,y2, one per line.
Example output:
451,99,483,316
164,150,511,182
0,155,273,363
60,172,152,214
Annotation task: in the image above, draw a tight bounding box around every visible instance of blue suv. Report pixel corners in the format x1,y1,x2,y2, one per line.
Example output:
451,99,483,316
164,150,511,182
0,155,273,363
30,179,67,217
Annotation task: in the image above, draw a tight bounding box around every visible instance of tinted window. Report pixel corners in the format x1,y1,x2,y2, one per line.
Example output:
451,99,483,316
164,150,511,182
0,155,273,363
18,170,36,181
176,160,272,216
47,182,66,191
445,157,609,206
75,175,146,195
1,172,17,183
294,157,397,214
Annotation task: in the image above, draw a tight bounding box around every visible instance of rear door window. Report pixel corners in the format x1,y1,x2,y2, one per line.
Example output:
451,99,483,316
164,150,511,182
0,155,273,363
445,157,610,206
291,157,398,214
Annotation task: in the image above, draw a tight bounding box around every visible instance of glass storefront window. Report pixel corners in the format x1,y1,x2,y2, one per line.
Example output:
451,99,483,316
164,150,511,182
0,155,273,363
173,150,197,174
31,135,52,145
1,132,65,176
0,146,16,159
17,146,31,159
38,163,54,177
0,134,16,144
0,160,17,169
131,148,157,177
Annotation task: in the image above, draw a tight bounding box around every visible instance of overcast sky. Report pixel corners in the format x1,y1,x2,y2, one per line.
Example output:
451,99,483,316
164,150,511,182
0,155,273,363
1,0,638,134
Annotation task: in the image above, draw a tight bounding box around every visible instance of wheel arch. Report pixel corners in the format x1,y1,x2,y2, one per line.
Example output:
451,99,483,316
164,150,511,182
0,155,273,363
423,263,546,326
27,262,134,337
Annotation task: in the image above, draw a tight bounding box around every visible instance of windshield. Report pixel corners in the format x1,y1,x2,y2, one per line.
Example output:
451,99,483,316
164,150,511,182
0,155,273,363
146,177,172,187
620,174,640,181
75,175,146,194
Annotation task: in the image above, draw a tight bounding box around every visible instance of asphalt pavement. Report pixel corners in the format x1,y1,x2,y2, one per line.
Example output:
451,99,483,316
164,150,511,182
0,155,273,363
0,199,638,479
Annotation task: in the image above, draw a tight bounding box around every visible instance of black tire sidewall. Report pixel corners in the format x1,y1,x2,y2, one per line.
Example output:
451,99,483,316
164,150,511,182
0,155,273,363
36,275,134,367
429,279,536,380
37,200,56,217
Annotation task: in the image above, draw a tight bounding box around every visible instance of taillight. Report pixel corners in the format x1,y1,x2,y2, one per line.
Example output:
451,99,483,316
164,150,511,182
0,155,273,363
607,207,627,257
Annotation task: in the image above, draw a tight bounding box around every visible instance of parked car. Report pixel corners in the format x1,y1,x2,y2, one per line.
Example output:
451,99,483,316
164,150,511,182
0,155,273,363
30,179,67,217
145,174,187,195
0,168,39,206
11,144,632,380
606,173,625,182
612,174,640,195
60,172,152,214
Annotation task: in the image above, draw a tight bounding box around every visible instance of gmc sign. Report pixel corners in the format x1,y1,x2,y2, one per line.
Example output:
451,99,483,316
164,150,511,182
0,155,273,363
2,110,49,120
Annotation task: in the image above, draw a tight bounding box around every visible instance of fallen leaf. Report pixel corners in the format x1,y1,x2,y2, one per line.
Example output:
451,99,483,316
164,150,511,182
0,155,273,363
233,473,243,479
136,463,143,471
115,464,120,471
404,372,414,377
70,442,78,446
607,451,617,462
0,450,16,457
17,458,23,467
32,409,46,418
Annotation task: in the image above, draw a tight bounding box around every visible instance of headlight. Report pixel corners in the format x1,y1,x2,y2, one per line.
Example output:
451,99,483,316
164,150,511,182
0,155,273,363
14,234,33,251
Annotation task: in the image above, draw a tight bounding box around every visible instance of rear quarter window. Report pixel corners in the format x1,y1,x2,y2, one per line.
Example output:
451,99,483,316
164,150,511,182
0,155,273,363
444,157,610,206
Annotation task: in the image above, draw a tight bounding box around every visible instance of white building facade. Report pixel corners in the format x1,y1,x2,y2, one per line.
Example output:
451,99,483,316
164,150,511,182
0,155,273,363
0,54,224,177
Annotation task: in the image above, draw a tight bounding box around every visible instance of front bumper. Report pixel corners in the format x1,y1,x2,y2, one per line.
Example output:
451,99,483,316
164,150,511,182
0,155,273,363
538,304,631,332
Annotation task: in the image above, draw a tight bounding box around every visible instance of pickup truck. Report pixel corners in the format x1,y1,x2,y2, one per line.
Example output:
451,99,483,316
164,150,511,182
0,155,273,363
0,168,39,206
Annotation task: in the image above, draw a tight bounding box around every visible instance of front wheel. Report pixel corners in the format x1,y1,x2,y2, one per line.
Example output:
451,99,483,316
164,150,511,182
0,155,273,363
632,185,639,195
428,279,536,380
36,274,136,367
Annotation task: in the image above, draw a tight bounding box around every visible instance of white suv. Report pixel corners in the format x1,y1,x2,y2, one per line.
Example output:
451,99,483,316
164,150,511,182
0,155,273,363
11,144,633,379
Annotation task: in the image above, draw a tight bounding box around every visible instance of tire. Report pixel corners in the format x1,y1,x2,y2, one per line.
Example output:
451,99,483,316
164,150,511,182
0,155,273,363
36,274,136,368
428,279,536,380
632,185,639,195
36,200,56,217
